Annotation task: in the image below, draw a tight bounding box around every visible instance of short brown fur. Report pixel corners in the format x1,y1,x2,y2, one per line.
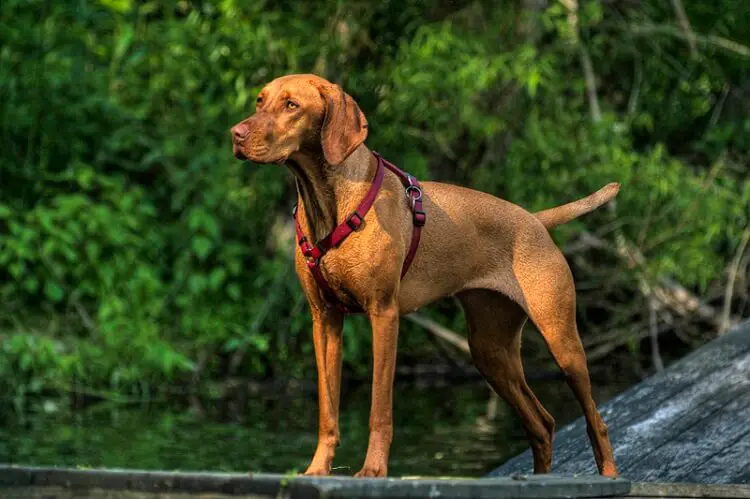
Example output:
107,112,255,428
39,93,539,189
231,74,619,478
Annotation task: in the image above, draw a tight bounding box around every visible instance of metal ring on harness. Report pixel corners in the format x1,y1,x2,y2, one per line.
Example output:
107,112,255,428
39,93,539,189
405,184,423,202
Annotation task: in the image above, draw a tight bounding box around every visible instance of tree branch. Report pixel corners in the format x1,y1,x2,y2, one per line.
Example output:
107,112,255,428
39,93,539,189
629,24,750,58
669,0,698,58
579,45,602,122
559,0,602,122
405,313,504,423
566,230,725,329
405,313,470,354
649,296,664,371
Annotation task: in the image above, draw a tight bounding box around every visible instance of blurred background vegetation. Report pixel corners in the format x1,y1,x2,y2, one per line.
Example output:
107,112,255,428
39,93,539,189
0,0,749,471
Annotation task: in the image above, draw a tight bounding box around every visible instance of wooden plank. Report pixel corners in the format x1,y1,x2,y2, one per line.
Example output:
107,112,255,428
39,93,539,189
0,487,254,499
0,466,281,497
491,322,750,481
553,351,750,477
617,392,750,483
628,482,750,498
681,435,750,486
0,466,632,498
4,467,750,498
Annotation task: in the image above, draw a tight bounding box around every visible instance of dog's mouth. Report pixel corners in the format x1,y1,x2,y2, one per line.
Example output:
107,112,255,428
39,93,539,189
232,143,247,161
232,142,289,164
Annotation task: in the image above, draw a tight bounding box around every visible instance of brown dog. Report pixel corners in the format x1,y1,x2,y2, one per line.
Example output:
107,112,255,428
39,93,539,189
231,74,619,478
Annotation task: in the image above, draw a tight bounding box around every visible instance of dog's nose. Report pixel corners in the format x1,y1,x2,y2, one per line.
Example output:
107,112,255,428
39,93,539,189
232,123,250,141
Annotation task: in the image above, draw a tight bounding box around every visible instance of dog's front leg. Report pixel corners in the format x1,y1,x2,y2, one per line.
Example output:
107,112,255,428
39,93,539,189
355,301,400,478
304,308,344,476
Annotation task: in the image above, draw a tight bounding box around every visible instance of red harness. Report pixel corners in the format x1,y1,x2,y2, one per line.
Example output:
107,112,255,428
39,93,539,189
293,151,426,314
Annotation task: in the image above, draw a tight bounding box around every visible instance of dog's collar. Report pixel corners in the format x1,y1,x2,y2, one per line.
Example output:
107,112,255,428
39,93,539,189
293,151,426,314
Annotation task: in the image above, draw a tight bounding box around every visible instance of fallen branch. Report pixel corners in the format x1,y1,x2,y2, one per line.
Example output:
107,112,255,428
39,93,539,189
486,392,500,422
608,200,667,365
649,296,664,371
720,226,750,334
405,313,470,354
567,230,726,329
405,313,503,421
586,318,674,363
424,323,472,369
629,24,750,58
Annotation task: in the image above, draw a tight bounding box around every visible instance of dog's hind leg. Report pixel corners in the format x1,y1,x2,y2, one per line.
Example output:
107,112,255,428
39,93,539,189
516,250,618,477
458,289,556,474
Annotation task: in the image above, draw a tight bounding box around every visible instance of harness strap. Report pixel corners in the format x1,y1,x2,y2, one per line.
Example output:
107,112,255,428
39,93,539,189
293,151,426,314
373,152,426,278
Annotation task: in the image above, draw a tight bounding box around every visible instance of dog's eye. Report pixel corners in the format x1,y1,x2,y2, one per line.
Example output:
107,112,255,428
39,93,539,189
256,96,263,105
286,100,299,110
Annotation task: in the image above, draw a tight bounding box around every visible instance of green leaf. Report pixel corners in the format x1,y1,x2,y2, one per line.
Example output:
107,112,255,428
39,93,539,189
223,337,243,352
192,236,213,261
0,204,12,219
227,283,242,301
527,68,540,97
20,352,33,370
86,242,101,261
22,278,39,293
209,268,227,290
44,280,65,303
203,216,221,239
188,274,207,294
9,261,26,278
99,0,132,13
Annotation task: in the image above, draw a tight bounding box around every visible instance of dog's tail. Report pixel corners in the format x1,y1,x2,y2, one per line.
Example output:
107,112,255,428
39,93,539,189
534,182,620,229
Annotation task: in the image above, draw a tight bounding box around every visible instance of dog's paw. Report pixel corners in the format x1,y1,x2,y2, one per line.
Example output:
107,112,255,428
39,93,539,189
302,466,331,476
354,465,387,478
600,464,619,479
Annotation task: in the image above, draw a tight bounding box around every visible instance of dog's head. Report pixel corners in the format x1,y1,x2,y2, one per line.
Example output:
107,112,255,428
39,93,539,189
231,74,368,166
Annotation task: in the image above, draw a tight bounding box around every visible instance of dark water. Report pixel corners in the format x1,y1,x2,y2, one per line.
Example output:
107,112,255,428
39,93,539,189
0,380,621,477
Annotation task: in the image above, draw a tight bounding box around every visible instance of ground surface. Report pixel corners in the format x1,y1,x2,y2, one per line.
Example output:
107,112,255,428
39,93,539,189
490,321,750,484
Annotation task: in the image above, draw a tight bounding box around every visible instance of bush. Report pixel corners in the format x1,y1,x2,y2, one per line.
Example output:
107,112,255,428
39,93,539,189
1,0,748,405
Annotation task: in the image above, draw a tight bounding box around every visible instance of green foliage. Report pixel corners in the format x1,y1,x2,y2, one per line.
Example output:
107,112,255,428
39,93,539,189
1,0,748,404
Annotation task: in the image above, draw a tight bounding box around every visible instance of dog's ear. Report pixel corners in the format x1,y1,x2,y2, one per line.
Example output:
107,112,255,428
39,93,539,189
317,83,368,166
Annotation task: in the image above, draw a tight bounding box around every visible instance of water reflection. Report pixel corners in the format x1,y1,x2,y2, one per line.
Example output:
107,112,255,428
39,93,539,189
0,379,619,477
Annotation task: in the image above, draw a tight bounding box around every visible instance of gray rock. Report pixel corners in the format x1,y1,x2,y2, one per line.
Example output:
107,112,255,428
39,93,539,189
489,321,750,485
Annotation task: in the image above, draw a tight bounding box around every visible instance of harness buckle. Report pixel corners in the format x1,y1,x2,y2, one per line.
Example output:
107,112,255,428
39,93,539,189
407,187,423,213
302,242,320,266
346,211,364,231
299,238,315,258
306,257,320,268
413,210,426,227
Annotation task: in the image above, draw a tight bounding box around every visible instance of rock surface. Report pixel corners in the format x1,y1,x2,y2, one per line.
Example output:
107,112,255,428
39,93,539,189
489,321,750,484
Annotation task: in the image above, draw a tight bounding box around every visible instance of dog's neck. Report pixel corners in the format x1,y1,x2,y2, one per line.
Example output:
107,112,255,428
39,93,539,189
287,145,377,242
